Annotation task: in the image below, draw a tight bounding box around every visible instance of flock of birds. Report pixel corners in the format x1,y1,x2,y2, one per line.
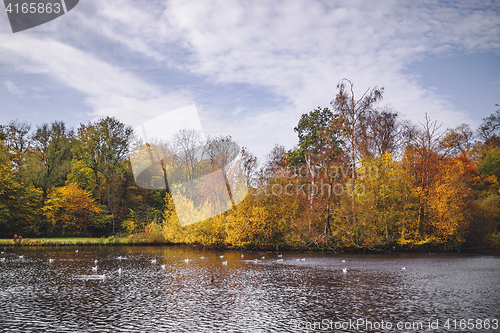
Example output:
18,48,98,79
0,250,408,276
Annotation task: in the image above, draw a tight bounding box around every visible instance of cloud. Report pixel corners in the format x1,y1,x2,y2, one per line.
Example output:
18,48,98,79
0,33,193,126
4,80,25,95
0,0,498,159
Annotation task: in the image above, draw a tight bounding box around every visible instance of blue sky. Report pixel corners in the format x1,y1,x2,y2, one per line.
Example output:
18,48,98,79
0,0,499,159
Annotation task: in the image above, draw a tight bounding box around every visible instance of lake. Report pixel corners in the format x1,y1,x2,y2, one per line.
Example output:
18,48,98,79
0,246,499,332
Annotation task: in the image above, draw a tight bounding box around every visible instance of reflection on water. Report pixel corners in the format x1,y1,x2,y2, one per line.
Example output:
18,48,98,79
0,246,499,332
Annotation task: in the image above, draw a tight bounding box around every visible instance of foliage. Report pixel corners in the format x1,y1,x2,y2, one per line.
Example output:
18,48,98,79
43,184,108,236
2,81,500,251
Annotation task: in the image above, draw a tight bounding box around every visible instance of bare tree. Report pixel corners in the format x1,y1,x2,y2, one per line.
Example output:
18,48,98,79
330,79,384,226
241,146,258,188
440,124,474,158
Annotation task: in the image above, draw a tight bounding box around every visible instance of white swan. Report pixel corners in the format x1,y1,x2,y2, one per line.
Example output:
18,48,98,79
219,255,224,258
19,255,23,259
49,259,55,263
161,264,166,270
278,254,282,258
342,268,347,273
401,267,406,270
341,259,345,263
75,250,78,253
151,259,156,264
222,261,227,265
92,266,98,272
261,256,265,259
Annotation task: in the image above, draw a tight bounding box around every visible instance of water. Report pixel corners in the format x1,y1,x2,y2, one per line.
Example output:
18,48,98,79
0,247,499,332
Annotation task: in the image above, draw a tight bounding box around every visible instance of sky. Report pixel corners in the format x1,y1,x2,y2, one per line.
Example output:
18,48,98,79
0,0,499,161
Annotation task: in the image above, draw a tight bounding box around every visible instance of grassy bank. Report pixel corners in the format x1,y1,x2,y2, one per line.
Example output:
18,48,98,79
2,235,167,247
3,237,493,254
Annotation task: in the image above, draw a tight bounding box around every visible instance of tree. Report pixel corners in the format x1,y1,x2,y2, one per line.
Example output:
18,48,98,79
289,107,343,238
330,79,384,227
241,146,258,188
0,120,31,168
73,116,133,233
478,107,500,142
43,184,106,236
358,107,401,158
440,124,474,158
23,121,74,203
0,140,42,237
404,114,443,238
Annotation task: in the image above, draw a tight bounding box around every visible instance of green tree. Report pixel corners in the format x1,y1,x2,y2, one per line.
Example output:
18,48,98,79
23,121,74,203
73,116,133,233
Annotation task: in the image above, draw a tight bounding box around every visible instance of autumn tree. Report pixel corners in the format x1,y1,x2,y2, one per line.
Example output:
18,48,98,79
403,113,443,239
43,184,106,236
0,140,42,237
23,121,74,203
330,79,384,227
0,120,31,168
241,146,258,188
288,107,344,240
72,116,133,233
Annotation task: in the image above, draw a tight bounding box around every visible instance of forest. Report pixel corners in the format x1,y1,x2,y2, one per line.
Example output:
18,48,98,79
1,79,499,252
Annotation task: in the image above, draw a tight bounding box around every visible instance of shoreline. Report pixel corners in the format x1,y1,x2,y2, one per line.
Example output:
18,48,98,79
2,237,498,255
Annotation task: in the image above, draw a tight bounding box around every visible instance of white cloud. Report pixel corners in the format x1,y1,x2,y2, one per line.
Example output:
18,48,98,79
0,33,193,126
4,80,25,96
0,0,498,159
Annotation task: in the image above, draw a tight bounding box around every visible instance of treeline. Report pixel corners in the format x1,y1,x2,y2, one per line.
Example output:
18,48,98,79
1,79,499,251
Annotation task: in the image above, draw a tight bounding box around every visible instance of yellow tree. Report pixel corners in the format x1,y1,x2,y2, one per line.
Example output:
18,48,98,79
427,157,471,245
43,184,106,236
